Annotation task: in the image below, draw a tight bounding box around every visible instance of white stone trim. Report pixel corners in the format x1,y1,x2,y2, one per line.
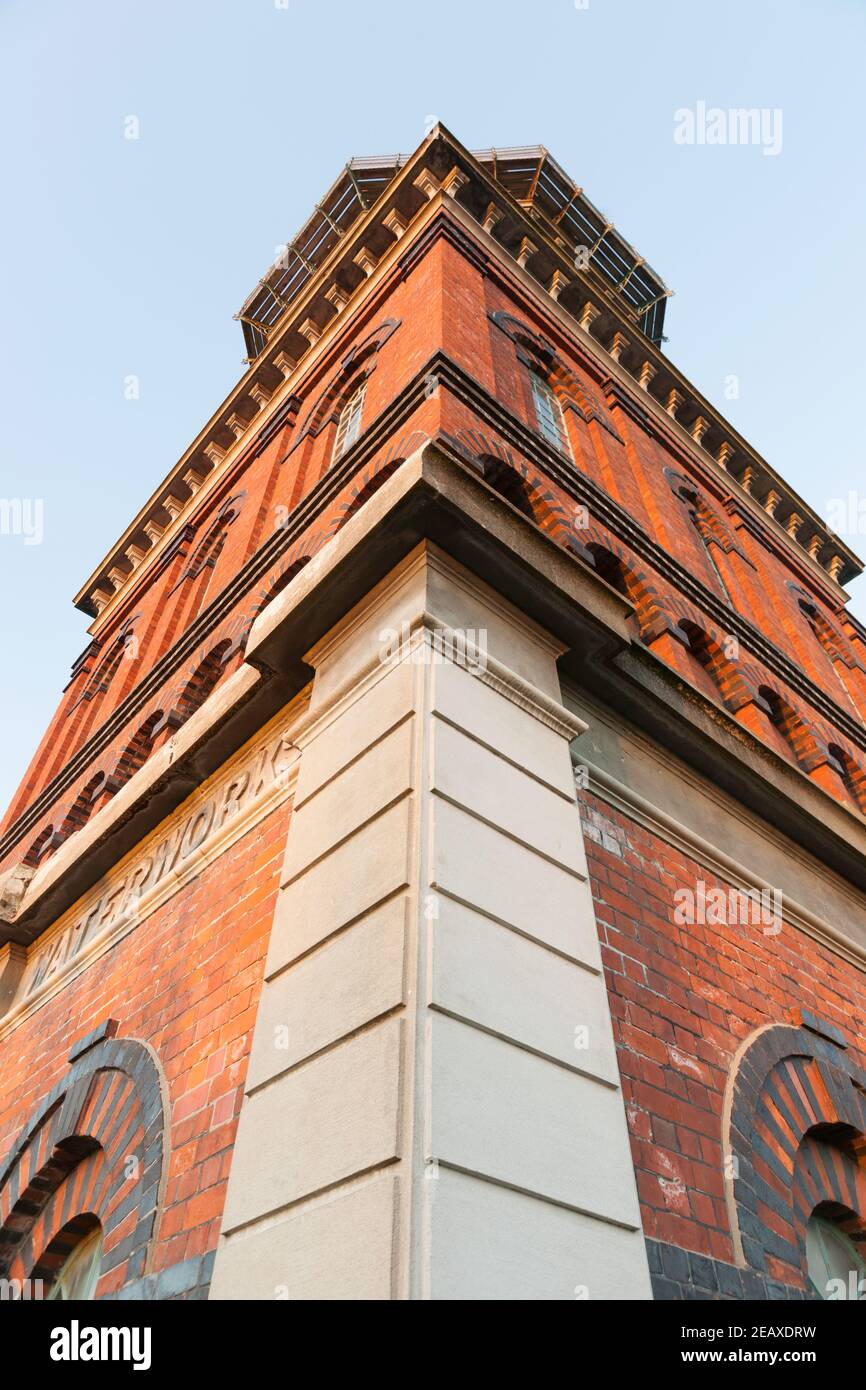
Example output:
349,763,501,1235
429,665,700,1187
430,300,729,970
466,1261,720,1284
0,700,308,1038
575,754,866,973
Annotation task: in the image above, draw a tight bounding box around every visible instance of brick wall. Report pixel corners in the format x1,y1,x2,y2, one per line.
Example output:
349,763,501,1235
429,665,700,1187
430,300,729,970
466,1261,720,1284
3,191,866,1302
0,798,289,1297
580,788,866,1298
6,219,866,881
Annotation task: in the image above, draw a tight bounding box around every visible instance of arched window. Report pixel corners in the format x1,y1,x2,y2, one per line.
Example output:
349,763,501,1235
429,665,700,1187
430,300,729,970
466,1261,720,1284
332,382,366,461
827,743,866,812
174,640,233,725
806,1210,866,1300
479,457,537,521
39,1217,104,1302
68,623,138,715
0,1036,167,1300
673,482,737,606
111,710,165,792
530,373,570,456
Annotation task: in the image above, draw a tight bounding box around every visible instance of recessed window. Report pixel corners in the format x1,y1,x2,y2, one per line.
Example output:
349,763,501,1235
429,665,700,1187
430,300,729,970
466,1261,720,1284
530,374,570,455
806,1212,866,1299
332,383,366,460
46,1222,104,1301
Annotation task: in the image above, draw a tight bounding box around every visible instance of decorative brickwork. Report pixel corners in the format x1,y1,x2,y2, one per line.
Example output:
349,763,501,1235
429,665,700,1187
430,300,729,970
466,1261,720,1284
2,127,866,1300
580,786,866,1299
726,1023,866,1286
0,1032,167,1294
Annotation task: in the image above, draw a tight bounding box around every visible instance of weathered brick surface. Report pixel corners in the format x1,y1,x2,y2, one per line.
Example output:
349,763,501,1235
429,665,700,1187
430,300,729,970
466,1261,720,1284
0,796,289,1296
5,215,866,873
581,791,866,1294
2,157,866,1301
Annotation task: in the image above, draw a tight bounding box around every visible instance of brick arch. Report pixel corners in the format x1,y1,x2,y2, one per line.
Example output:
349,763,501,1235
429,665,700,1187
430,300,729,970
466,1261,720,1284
787,582,860,670
0,1031,168,1292
288,317,401,450
757,683,825,771
445,434,590,559
55,771,108,843
480,455,537,521
436,429,582,551
724,1022,866,1285
253,554,313,614
169,493,246,596
664,468,743,557
673,617,762,713
333,455,405,532
488,310,622,442
109,709,167,793
825,740,866,813
582,531,671,641
172,639,235,725
35,707,171,855
68,617,141,717
22,822,55,869
488,310,559,376
31,1211,102,1288
475,451,578,543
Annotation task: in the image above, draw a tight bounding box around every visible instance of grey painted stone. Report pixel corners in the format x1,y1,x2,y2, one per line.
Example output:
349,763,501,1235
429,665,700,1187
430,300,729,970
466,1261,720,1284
429,798,601,970
294,661,415,808
430,897,617,1085
282,718,414,882
430,718,586,877
427,1168,652,1300
429,1013,641,1228
250,898,406,1088
221,1018,403,1232
267,798,411,975
431,658,574,797
210,1176,398,1301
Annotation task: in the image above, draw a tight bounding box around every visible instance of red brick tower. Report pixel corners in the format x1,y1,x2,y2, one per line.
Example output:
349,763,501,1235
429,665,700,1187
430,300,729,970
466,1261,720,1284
1,126,865,1302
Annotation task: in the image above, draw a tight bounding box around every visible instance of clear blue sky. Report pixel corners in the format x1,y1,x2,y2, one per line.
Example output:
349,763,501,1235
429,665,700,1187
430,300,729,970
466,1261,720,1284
1,0,864,815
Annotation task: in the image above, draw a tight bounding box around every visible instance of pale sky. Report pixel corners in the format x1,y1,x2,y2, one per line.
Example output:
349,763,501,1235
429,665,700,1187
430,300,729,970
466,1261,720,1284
1,0,864,814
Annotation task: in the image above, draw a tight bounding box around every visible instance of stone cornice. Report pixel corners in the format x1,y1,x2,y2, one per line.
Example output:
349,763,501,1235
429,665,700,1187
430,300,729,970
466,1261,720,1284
575,753,866,974
5,443,866,954
75,136,485,627
421,352,866,754
6,346,866,867
75,127,859,627
438,193,857,598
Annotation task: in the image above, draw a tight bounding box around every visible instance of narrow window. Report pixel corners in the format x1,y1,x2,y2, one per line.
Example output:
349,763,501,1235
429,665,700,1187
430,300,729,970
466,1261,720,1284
45,1221,104,1302
806,1212,866,1300
332,383,366,461
530,374,570,455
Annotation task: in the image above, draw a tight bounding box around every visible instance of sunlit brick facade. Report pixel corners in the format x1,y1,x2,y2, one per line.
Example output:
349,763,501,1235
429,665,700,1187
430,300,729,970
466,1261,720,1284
1,125,865,1301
